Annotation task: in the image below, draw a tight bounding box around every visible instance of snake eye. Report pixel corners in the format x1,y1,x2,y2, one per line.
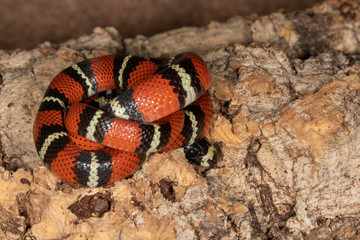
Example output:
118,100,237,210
188,147,199,156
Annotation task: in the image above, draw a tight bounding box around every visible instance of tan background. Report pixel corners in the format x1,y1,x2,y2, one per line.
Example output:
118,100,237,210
0,0,323,50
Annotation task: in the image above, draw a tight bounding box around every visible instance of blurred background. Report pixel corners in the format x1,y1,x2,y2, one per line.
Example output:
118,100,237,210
0,0,324,50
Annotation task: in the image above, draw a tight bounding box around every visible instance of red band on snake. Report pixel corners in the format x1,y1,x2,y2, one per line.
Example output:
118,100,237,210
33,52,215,187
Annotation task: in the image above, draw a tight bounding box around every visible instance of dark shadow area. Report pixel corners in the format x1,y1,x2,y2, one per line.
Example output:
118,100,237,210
0,0,324,50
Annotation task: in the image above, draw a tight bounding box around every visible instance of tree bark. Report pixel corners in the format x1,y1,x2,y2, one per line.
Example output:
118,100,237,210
0,0,359,239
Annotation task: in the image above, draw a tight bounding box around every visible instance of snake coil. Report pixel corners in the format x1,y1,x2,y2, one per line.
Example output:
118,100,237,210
33,52,217,187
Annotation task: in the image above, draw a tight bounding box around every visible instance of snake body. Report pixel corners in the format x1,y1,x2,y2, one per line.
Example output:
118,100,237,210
33,52,216,187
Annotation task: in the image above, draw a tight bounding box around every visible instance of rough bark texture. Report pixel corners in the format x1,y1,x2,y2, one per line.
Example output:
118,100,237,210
0,0,359,239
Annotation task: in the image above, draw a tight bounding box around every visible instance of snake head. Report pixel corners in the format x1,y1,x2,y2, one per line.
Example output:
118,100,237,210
183,138,218,167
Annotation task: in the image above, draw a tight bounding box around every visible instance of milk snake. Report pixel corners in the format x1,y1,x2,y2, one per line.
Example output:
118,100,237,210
33,52,217,187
